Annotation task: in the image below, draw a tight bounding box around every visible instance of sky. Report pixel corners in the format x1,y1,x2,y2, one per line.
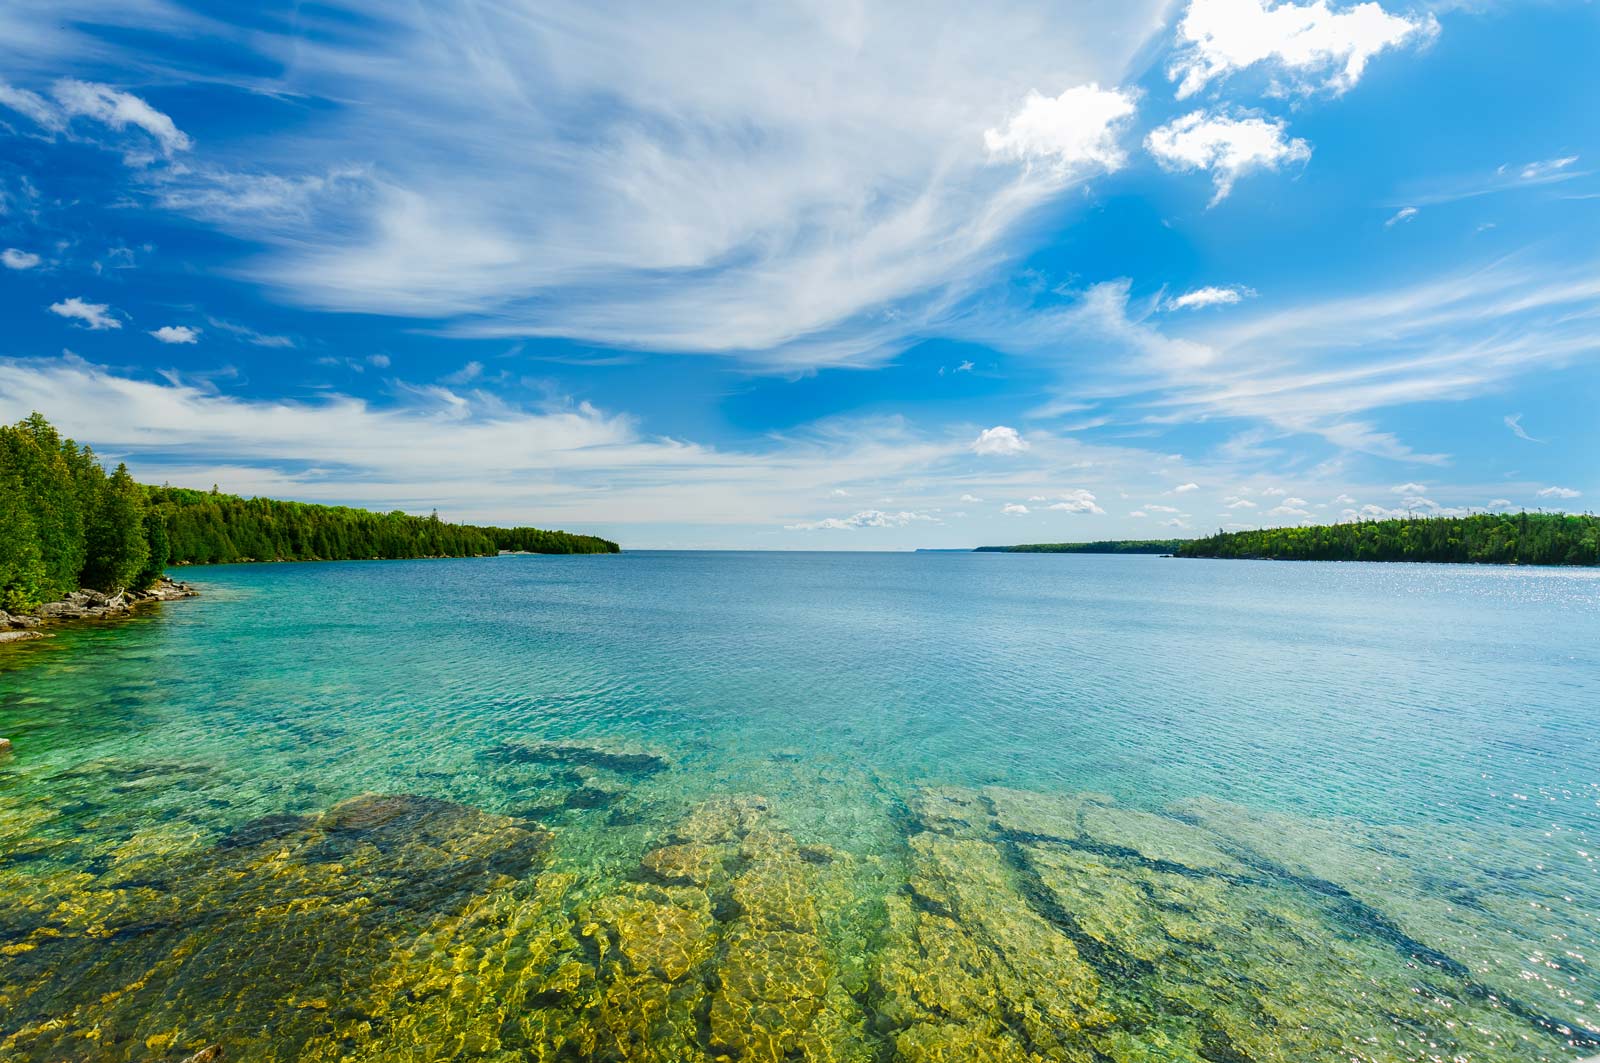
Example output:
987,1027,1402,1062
1,0,1596,549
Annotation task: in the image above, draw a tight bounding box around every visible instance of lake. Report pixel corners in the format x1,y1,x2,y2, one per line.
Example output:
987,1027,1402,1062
2,551,1598,1061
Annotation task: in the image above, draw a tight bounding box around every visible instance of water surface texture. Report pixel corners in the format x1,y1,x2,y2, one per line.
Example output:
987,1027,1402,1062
3,552,1598,1062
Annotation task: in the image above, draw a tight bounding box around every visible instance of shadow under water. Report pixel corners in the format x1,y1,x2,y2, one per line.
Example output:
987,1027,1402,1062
2,740,1597,1062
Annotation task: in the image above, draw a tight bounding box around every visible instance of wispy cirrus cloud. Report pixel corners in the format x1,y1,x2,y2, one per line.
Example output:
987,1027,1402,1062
1,0,1172,368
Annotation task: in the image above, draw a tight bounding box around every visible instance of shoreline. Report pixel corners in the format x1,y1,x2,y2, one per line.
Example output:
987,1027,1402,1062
0,576,200,645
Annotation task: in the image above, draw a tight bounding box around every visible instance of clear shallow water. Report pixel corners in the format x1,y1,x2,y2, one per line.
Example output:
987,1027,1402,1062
2,551,1598,1062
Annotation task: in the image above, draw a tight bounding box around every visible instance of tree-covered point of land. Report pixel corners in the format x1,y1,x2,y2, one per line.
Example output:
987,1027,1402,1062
976,540,1185,554
1176,513,1599,566
0,413,618,611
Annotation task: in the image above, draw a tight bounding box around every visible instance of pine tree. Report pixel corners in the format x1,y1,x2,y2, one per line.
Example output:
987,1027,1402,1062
81,464,150,592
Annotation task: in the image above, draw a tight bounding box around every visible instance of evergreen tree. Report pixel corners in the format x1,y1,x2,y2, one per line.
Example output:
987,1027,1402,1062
0,457,48,611
135,510,171,589
81,464,150,592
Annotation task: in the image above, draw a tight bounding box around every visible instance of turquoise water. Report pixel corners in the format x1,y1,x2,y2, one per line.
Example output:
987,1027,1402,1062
2,552,1598,1062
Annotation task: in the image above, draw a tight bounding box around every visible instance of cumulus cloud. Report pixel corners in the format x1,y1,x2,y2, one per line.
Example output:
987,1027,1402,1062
1146,110,1311,204
1047,489,1105,514
971,425,1029,456
983,84,1138,173
959,493,984,503
1164,285,1253,311
1147,504,1181,513
368,353,391,368
48,296,121,330
1174,482,1199,492
1385,206,1417,227
2,248,42,269
1537,486,1580,500
1486,498,1513,509
149,325,199,344
1002,503,1030,515
787,509,938,531
1168,0,1435,100
1390,482,1427,494
1129,509,1149,517
1224,497,1256,508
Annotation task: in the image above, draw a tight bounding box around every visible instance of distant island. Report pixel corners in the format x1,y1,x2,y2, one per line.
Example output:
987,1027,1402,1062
975,540,1184,554
1176,513,1597,565
0,413,618,617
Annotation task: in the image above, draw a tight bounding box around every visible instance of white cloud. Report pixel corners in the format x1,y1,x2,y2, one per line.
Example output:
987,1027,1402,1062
1267,504,1311,519
1390,482,1427,494
149,325,199,344
787,509,937,531
1160,518,1191,529
1129,509,1149,517
1002,503,1030,515
1520,156,1578,181
1168,0,1435,100
1537,486,1580,500
0,81,63,130
368,353,391,368
1281,495,1307,506
1502,413,1541,443
959,493,983,503
1164,285,1252,311
1385,206,1417,227
48,296,121,330
1146,110,1311,204
2,247,42,269
971,425,1029,456
955,360,974,373
1332,493,1356,504
206,317,297,349
1224,497,1256,508
1261,486,1287,496
1147,504,1180,513
983,84,1138,173
1174,482,1199,492
51,79,191,155
19,1,1169,366
441,361,484,385
1047,489,1104,514
1486,498,1512,509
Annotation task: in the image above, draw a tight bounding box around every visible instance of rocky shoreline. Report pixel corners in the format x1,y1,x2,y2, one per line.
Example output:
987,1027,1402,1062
0,576,200,645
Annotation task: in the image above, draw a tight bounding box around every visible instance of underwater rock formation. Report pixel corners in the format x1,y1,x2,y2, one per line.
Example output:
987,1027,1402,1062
1,774,1592,1063
0,793,550,1062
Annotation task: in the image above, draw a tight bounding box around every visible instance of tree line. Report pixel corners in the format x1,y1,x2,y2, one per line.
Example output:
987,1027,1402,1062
0,413,618,611
1176,513,1598,566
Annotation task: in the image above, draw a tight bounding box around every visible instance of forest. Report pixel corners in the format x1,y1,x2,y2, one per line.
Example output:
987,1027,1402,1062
976,540,1185,554
0,413,618,612
1176,513,1598,566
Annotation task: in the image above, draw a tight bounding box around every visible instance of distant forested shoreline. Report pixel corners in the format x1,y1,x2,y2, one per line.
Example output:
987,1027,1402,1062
1176,513,1597,566
0,413,618,612
975,540,1184,554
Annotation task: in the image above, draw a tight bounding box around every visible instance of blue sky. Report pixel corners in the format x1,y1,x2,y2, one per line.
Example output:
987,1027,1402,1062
1,0,1595,548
